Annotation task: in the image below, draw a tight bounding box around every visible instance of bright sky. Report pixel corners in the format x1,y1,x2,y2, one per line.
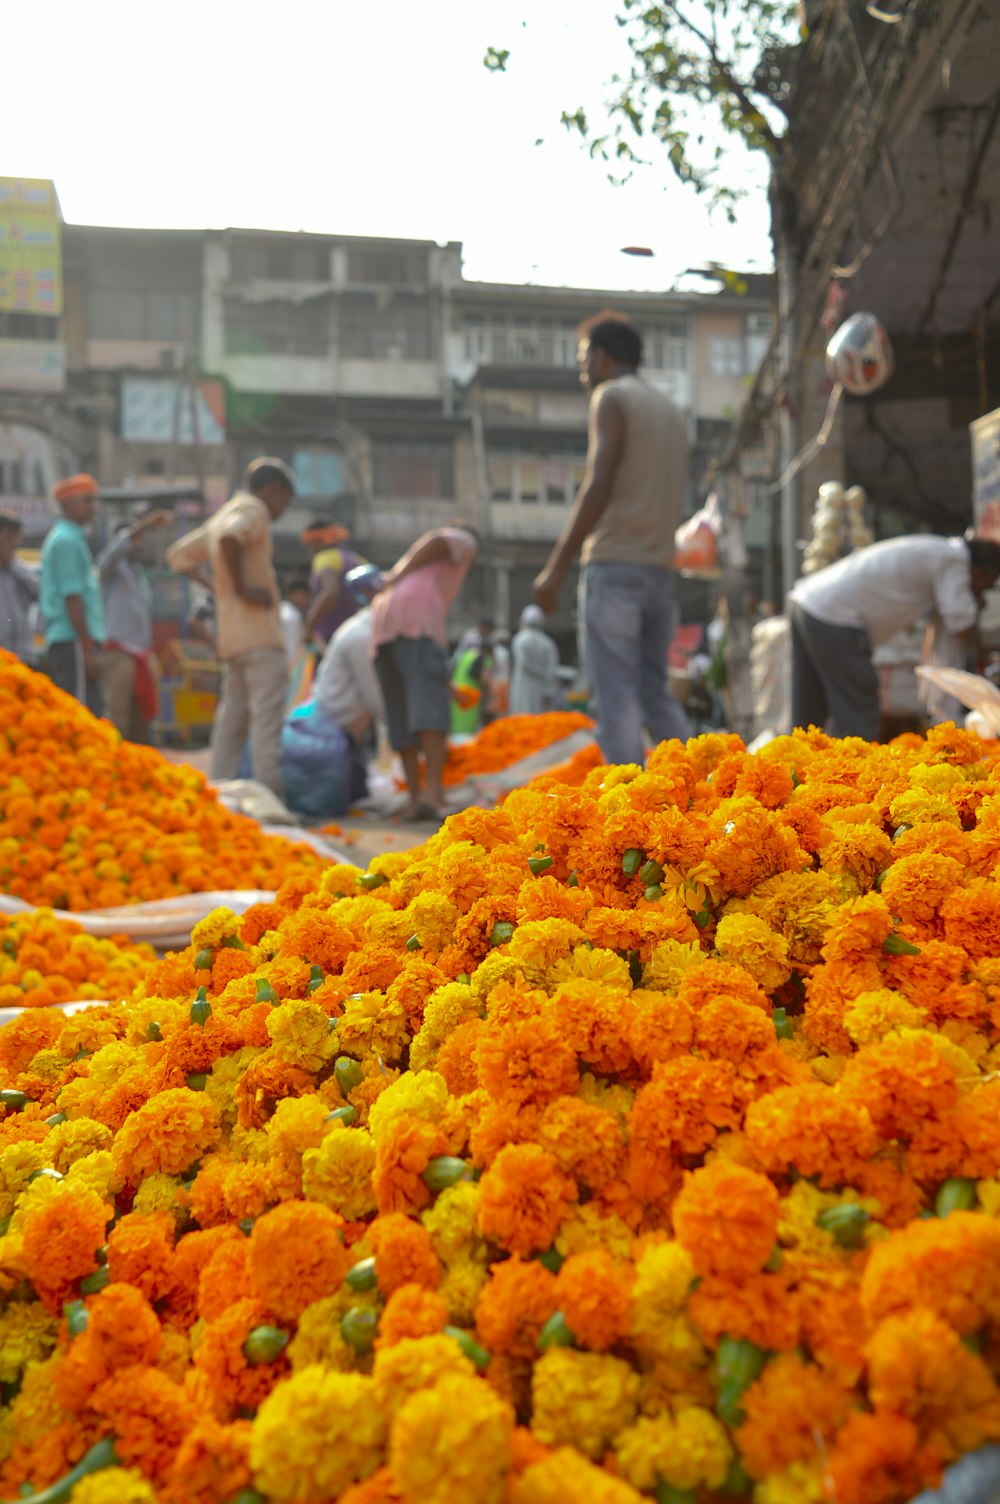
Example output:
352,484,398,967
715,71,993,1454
9,0,773,293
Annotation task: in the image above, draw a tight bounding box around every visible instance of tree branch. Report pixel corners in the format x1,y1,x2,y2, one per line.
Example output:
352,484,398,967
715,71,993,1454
660,0,784,146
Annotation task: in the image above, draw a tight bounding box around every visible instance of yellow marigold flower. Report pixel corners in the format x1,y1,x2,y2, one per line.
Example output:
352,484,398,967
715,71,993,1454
190,906,243,951
752,1461,827,1504
0,1299,57,1384
64,1149,117,1205
844,988,925,1046
250,1366,385,1499
908,762,966,794
266,1094,329,1158
630,1242,699,1358
530,1348,640,1458
615,1406,732,1491
68,1469,158,1504
0,1143,48,1217
132,1171,185,1221
390,1370,514,1504
778,1180,879,1257
410,983,480,1070
287,1293,360,1372
338,989,409,1062
111,1086,222,1182
205,1045,262,1127
266,997,338,1074
470,950,525,1001
555,1205,635,1261
368,1071,450,1142
510,1448,645,1504
508,917,586,977
301,1126,378,1221
319,862,365,897
401,891,462,952
372,1333,475,1422
547,945,632,991
576,1072,635,1125
439,1254,489,1324
422,1181,483,1262
889,788,962,830
715,912,792,992
641,939,705,993
44,1116,113,1172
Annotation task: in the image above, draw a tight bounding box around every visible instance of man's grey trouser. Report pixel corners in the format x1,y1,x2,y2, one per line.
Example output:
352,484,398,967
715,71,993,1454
789,600,881,739
211,646,288,795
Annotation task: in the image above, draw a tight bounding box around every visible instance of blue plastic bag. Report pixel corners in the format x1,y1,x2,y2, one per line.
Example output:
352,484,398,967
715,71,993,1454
280,700,356,817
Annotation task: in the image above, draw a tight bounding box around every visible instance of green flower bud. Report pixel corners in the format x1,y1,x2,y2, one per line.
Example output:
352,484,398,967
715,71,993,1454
186,1072,208,1091
255,977,279,1004
936,1177,976,1218
0,1090,28,1112
80,1266,110,1296
537,1247,565,1274
567,870,580,888
644,883,664,902
882,933,921,956
639,859,664,887
892,823,912,843
325,1104,357,1127
444,1325,490,1371
405,934,421,952
621,847,645,878
715,1335,765,1425
306,964,324,994
45,1112,67,1128
537,1311,575,1350
63,1299,89,1338
146,1021,162,1041
189,995,212,1027
528,855,554,876
816,1203,869,1248
421,1156,470,1193
489,921,515,947
334,1057,364,1098
345,1257,378,1291
194,948,213,970
341,1306,378,1353
359,871,388,890
243,1325,289,1365
655,1484,696,1504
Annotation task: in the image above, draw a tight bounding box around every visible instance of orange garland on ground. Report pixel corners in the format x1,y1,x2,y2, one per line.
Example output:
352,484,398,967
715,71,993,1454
0,909,155,1009
443,711,594,786
0,655,325,911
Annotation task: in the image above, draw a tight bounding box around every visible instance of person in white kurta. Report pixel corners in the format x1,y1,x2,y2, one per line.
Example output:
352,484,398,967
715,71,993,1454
510,604,560,716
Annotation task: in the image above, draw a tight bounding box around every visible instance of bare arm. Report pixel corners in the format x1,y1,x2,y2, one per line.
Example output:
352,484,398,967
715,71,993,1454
381,532,453,588
534,388,625,612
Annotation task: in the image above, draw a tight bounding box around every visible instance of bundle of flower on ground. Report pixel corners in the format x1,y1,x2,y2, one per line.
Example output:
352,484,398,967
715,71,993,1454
443,712,594,787
0,909,156,1009
0,655,325,910
0,724,999,1502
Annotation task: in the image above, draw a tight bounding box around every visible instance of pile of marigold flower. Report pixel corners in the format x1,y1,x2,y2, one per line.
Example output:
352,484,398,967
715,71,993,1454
2,723,1000,1502
443,711,593,787
0,655,325,911
0,909,156,1009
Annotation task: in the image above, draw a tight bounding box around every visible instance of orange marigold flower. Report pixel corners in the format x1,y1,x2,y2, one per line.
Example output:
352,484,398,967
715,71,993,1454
111,1086,222,1183
861,1211,1000,1334
474,1010,579,1111
627,1057,739,1205
840,1032,959,1142
20,1184,109,1313
373,1116,449,1216
369,1213,441,1294
377,1282,449,1347
477,1144,577,1258
106,1210,177,1306
249,1200,350,1320
736,1350,852,1479
160,1416,253,1504
672,1160,779,1279
193,1296,287,1420
555,1249,633,1351
826,1409,930,1504
866,1307,1000,1461
475,1256,558,1359
90,1364,198,1485
743,1083,877,1187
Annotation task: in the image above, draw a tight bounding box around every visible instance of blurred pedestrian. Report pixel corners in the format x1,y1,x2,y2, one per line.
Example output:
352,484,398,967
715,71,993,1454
510,604,560,715
280,577,311,664
39,473,105,714
488,628,512,717
0,513,38,664
167,458,295,796
450,634,492,736
300,520,367,648
533,313,690,763
789,533,1000,739
98,508,172,742
371,523,479,820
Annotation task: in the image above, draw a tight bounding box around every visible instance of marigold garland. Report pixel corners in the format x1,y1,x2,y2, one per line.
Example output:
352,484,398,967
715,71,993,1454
0,722,999,1498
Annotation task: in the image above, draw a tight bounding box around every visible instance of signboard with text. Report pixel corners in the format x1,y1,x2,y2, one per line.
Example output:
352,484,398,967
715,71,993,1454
972,406,1000,541
0,339,66,392
0,179,62,316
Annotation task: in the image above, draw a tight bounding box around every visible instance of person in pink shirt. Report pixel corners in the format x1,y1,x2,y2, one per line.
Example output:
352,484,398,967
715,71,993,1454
371,524,480,820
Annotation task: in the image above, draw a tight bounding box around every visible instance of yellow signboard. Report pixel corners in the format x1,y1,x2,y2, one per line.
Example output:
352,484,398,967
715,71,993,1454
0,178,62,316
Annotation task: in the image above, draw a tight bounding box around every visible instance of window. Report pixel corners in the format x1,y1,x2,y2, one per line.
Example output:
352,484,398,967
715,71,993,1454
347,249,426,285
340,294,433,360
645,319,688,371
372,438,454,499
745,312,773,374
223,298,330,357
86,287,198,343
230,240,327,281
462,316,580,368
293,449,343,497
487,438,587,504
709,335,745,377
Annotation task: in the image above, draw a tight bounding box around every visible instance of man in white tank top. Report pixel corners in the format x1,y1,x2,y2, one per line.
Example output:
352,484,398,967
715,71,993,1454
533,313,691,764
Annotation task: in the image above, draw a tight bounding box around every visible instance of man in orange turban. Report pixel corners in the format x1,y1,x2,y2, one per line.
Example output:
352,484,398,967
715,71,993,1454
39,474,106,713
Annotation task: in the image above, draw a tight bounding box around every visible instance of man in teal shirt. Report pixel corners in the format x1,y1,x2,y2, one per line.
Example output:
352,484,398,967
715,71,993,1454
39,473,106,714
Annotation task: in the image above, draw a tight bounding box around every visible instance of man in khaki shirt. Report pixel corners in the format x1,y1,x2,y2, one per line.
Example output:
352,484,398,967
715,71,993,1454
168,458,294,794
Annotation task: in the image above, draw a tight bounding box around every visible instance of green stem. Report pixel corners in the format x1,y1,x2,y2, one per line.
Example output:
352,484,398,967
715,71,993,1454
6,1438,118,1504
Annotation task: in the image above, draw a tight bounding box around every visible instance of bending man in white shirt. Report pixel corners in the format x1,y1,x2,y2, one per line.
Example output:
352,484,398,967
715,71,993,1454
788,533,1000,739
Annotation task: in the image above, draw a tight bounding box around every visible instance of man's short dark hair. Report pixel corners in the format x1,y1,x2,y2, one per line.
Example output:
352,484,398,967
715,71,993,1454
968,536,1000,574
244,457,296,497
578,312,642,368
0,513,22,535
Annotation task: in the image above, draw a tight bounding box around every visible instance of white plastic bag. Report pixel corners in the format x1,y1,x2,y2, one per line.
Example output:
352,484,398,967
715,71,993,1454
915,666,1000,736
0,890,277,949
